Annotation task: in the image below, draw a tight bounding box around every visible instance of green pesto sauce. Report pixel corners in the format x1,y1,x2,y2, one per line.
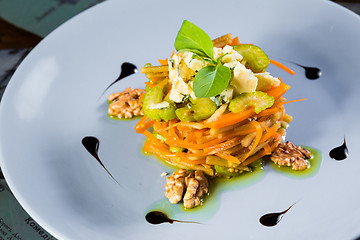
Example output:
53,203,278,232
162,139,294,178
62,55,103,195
144,147,322,221
268,146,322,178
108,114,142,121
145,159,266,222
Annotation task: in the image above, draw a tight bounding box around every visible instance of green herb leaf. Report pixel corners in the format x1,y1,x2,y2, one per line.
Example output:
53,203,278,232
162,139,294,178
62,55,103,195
193,63,231,98
175,20,214,61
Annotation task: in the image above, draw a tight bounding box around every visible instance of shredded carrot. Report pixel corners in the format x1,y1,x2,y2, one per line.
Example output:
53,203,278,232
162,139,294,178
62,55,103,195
160,130,225,150
184,131,196,143
158,58,168,65
279,105,285,122
263,144,272,155
153,120,165,132
256,107,279,117
194,130,204,140
220,128,256,139
155,78,169,88
266,82,291,100
205,108,255,129
146,141,188,161
149,139,170,152
215,152,240,164
142,130,155,140
258,124,278,145
137,39,298,173
282,98,307,105
231,36,240,46
135,119,154,134
186,151,209,158
145,81,156,87
269,59,295,75
206,137,242,154
241,121,262,162
169,127,179,142
180,156,206,165
241,149,267,166
170,50,175,58
134,116,148,132
240,135,282,167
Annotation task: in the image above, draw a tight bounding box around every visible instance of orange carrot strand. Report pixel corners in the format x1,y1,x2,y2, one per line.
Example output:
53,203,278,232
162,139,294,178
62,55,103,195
282,98,307,105
158,58,168,65
241,121,262,162
269,59,295,75
231,36,240,46
135,116,149,133
215,152,240,164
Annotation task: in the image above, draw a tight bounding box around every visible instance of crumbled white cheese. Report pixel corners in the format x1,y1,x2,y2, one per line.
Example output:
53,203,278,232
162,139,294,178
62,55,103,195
169,76,193,103
220,86,234,103
168,53,197,103
149,101,170,109
169,54,181,79
183,52,193,67
183,52,205,72
210,86,234,106
254,72,280,91
223,60,238,69
213,47,223,60
221,45,243,63
189,58,205,72
227,62,258,94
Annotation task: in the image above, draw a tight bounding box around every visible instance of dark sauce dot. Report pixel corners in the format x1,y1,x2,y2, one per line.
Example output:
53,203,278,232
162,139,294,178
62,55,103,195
329,138,348,161
99,62,138,99
105,62,137,91
145,211,174,224
81,136,119,184
145,211,200,225
293,63,321,80
82,136,100,161
259,203,295,227
303,66,322,80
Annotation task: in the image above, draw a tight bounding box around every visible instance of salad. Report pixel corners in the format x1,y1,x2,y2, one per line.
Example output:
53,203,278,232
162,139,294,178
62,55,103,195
112,20,311,208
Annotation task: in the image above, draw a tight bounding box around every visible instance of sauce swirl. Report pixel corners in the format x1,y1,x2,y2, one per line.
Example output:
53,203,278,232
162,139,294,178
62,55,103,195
145,211,199,225
295,64,321,80
105,62,137,91
259,203,295,227
329,138,348,161
81,136,119,184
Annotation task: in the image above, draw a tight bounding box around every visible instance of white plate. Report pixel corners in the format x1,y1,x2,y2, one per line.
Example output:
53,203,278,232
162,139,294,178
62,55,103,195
1,0,360,239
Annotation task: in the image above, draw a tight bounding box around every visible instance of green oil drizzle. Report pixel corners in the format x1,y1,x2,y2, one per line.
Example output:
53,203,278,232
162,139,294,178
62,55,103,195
108,114,142,121
268,146,322,178
146,160,266,222
145,147,322,222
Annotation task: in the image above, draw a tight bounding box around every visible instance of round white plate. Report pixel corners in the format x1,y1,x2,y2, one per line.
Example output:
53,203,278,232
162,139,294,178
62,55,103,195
1,0,360,239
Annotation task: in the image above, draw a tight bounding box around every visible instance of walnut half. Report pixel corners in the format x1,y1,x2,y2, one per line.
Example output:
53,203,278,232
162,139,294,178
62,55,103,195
108,88,145,119
165,169,209,208
270,141,312,171
165,169,187,204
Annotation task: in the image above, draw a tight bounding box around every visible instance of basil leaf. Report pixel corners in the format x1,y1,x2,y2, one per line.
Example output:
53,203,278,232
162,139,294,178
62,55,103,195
175,20,214,61
193,63,231,98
